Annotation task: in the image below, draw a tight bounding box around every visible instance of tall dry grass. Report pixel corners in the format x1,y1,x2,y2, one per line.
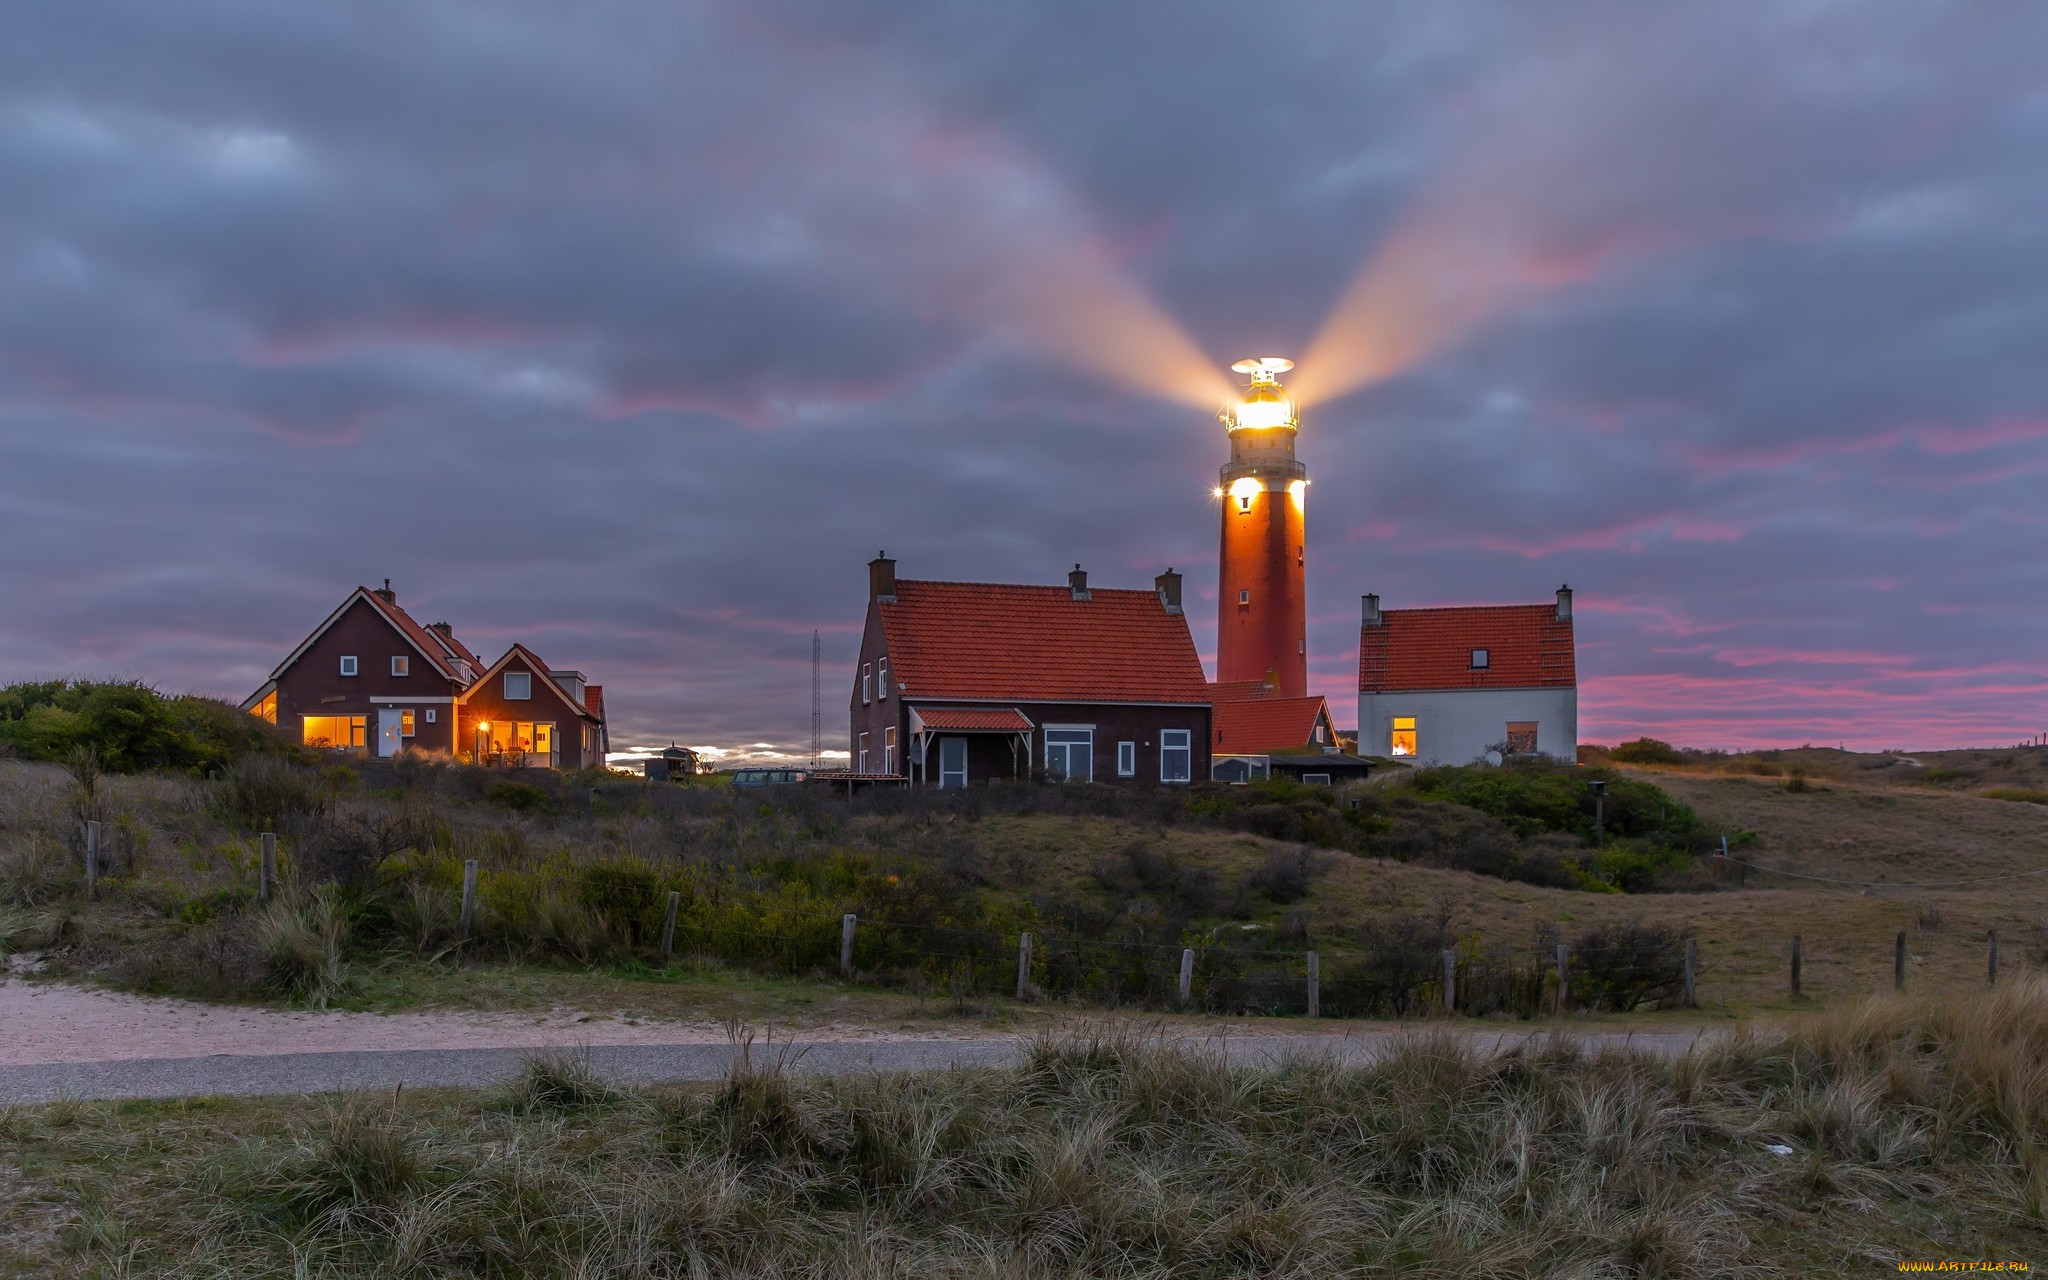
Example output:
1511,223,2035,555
34,980,2048,1276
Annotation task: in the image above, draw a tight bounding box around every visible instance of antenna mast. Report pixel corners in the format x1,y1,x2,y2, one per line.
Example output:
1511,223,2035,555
811,629,822,771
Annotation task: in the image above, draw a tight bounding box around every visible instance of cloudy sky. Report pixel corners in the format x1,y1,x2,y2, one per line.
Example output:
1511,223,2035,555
3,0,2044,759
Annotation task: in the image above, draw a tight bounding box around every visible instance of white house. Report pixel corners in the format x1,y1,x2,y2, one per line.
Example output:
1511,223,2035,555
1357,586,1578,765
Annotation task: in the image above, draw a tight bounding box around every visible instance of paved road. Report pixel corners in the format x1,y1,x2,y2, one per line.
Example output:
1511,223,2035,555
0,1030,1709,1104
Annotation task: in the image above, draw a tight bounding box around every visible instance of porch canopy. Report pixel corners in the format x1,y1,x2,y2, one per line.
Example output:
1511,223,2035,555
908,705,1035,784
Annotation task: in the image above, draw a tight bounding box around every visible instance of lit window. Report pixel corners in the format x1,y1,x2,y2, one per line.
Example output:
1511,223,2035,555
505,672,531,700
400,710,415,738
1313,724,1325,744
877,658,889,700
884,726,897,773
392,655,410,677
1390,716,1417,758
858,732,870,773
862,663,872,705
1506,722,1538,754
250,690,277,723
1238,590,1250,605
425,708,436,723
1471,649,1489,670
1159,730,1191,783
302,715,367,750
340,655,358,677
1117,741,1136,776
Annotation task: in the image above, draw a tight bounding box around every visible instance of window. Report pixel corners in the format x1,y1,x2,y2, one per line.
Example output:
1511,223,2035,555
883,726,897,774
1043,727,1093,781
1302,773,1332,786
1238,589,1250,605
1506,722,1538,754
425,708,436,723
938,737,968,788
302,715,367,751
391,655,410,677
1470,648,1490,670
1390,716,1417,758
400,710,415,738
1117,741,1136,776
857,732,870,773
484,720,554,761
250,690,277,723
505,672,531,699
1313,723,1325,744
862,663,872,704
877,658,889,700
1159,729,1192,783
340,655,358,677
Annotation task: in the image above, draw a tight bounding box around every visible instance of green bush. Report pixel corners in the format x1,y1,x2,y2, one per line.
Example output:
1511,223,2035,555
485,780,554,813
0,680,297,774
1983,788,2048,805
1606,737,1687,765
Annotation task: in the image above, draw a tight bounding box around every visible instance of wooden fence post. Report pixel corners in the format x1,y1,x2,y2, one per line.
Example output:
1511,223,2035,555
1683,938,1698,1009
840,913,856,979
1988,929,1999,986
1178,948,1194,1006
1790,935,1802,997
1016,931,1032,1000
84,820,99,901
659,890,680,962
459,859,479,939
259,832,277,903
1555,943,1569,1015
1895,931,1907,992
1306,951,1320,1019
1442,948,1456,1015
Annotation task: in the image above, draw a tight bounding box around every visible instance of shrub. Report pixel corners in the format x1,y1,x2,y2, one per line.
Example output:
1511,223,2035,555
1607,737,1687,765
1241,847,1320,903
268,1098,428,1222
1982,788,2048,805
250,886,351,1007
496,1047,619,1115
1571,921,1686,1010
215,757,328,831
0,680,297,774
485,780,553,813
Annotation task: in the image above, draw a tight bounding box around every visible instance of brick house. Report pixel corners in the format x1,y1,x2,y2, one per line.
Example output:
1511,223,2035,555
1208,677,1341,782
458,643,608,769
242,582,607,768
849,555,1212,787
1357,586,1578,765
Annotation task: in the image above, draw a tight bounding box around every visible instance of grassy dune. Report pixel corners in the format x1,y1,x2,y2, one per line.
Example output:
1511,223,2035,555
7,982,2048,1276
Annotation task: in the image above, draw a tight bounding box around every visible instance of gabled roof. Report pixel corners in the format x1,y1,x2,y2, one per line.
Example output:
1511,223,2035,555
1360,604,1575,693
461,643,603,722
1211,692,1332,755
878,579,1209,704
264,587,472,687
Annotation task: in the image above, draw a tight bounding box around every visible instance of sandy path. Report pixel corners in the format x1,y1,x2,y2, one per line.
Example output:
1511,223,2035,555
0,977,981,1066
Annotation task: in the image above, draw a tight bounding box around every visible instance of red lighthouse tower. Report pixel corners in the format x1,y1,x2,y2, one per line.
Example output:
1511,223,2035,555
1216,357,1308,698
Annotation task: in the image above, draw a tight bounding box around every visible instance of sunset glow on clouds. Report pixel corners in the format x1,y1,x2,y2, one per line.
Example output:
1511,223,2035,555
1,1,2045,759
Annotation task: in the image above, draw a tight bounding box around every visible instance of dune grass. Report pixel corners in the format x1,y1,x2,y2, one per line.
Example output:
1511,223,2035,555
6,980,2048,1276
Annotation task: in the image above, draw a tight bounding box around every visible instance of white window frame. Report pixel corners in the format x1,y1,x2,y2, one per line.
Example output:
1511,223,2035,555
1159,729,1192,784
1238,589,1250,604
857,732,870,774
1117,741,1136,777
883,726,897,774
1042,725,1094,782
339,655,358,677
505,672,531,700
862,663,872,704
1302,773,1332,786
877,658,889,700
391,655,410,677
937,737,968,788
425,708,437,723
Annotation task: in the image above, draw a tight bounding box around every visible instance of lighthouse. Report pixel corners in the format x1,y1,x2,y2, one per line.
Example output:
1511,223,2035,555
1215,357,1308,698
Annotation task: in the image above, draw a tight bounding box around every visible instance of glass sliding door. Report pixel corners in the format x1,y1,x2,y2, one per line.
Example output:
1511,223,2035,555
938,737,968,788
1043,727,1093,781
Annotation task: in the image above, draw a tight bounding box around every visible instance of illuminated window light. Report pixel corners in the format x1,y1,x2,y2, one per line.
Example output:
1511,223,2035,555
1228,477,1261,513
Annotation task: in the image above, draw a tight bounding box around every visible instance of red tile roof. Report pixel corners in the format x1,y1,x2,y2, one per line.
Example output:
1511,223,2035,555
583,685,604,719
880,580,1209,704
912,706,1034,732
359,589,473,685
1211,693,1332,754
1360,604,1575,693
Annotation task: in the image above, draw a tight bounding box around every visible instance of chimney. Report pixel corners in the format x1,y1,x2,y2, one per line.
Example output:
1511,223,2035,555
1069,563,1090,601
373,578,396,605
1555,583,1573,622
428,622,454,640
868,552,897,604
1155,567,1183,614
1361,593,1381,627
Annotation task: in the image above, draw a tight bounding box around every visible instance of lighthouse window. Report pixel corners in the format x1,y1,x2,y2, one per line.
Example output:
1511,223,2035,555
1238,590,1250,605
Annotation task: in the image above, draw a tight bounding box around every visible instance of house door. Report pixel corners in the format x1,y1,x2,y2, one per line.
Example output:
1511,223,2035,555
532,722,555,767
938,737,968,788
376,709,404,758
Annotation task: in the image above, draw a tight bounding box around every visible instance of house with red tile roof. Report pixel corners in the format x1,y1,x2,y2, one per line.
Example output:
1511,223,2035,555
242,582,607,768
850,555,1211,786
1357,586,1578,765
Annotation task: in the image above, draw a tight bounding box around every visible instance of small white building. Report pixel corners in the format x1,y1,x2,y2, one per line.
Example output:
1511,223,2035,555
1357,587,1578,765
